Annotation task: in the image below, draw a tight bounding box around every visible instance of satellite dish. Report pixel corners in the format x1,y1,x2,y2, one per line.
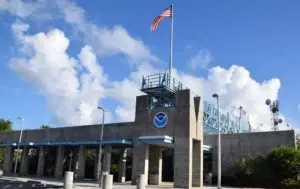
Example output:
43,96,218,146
278,119,283,124
265,99,271,105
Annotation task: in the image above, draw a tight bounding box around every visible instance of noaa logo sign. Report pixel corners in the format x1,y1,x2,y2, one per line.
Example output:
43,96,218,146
153,112,168,128
222,155,235,167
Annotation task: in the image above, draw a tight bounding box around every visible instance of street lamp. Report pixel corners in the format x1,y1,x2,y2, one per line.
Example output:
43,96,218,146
97,106,105,188
212,94,221,189
14,117,24,175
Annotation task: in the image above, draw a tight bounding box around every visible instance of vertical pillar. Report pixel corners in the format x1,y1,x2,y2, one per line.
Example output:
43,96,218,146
37,146,45,176
173,138,192,188
192,139,203,187
118,148,127,182
94,146,102,180
20,147,29,176
148,146,162,185
3,146,13,175
54,146,64,179
131,142,149,185
103,145,112,173
74,146,86,180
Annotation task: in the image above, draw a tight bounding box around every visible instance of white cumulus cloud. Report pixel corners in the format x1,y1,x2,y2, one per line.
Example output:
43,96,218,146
9,21,111,126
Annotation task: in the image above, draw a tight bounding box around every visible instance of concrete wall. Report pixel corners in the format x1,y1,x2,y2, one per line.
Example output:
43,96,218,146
204,130,296,176
0,122,136,144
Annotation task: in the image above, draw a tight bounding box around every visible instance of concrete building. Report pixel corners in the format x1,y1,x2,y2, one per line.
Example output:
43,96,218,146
0,73,296,188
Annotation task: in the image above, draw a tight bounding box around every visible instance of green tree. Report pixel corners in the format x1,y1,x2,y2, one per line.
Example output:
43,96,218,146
296,133,300,150
40,125,50,129
0,118,13,169
0,119,12,132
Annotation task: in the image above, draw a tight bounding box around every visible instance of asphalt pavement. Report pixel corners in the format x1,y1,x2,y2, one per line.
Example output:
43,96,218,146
0,176,265,189
0,179,62,189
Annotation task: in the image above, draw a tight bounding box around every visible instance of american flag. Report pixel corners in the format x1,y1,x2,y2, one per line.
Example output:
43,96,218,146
151,6,172,32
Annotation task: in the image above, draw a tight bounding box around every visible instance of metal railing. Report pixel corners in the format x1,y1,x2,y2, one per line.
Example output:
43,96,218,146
141,73,187,92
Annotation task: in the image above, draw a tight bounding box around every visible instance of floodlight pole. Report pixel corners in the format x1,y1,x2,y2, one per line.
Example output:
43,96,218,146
238,106,243,133
212,94,221,189
97,106,105,188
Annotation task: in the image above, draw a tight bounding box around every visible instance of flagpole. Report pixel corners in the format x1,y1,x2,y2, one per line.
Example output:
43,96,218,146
169,3,174,83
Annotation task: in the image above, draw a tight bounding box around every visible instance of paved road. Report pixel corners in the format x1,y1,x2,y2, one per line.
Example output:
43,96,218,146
0,179,62,189
0,177,264,189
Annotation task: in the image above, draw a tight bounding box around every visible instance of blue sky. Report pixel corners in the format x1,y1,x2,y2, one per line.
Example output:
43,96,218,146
0,0,299,132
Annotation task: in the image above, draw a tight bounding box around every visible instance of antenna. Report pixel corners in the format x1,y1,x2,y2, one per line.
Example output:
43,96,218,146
265,99,282,131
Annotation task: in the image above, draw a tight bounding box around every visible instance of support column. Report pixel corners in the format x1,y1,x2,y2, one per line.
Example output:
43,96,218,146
131,142,149,185
36,146,45,176
148,146,162,185
20,147,29,176
174,138,192,188
54,146,64,179
3,146,13,175
192,139,203,187
94,147,102,180
74,146,86,180
118,148,127,182
103,145,112,173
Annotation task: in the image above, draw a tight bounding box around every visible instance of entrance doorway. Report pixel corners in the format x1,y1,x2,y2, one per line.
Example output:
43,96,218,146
162,148,173,182
203,151,212,183
161,148,212,183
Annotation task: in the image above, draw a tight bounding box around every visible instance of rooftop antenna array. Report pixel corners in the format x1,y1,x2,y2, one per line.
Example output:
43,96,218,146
265,99,282,131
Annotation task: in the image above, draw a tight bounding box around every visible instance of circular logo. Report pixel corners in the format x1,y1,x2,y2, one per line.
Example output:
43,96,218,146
222,155,235,167
153,112,168,128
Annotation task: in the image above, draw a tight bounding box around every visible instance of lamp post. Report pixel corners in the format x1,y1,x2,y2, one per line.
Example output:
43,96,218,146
97,106,105,188
212,94,221,189
13,117,24,175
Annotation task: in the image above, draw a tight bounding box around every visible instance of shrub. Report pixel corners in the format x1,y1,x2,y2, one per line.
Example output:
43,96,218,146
234,147,300,189
266,147,300,188
282,178,300,189
235,155,271,188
